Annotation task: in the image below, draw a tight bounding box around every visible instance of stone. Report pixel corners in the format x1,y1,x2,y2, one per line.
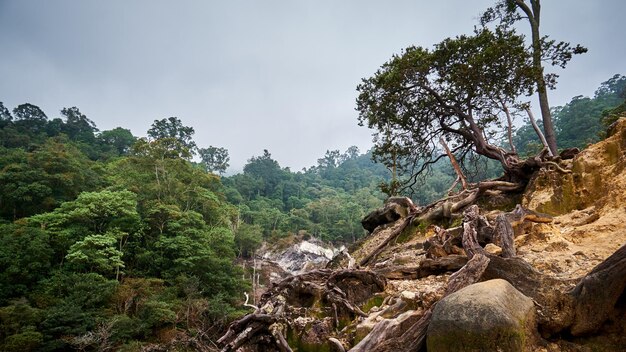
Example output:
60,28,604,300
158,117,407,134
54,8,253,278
485,243,503,255
426,279,537,352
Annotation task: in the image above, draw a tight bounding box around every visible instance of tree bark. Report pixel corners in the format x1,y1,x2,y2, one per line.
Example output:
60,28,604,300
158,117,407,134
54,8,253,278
501,101,517,154
515,0,558,155
439,137,468,190
525,106,553,156
493,213,516,258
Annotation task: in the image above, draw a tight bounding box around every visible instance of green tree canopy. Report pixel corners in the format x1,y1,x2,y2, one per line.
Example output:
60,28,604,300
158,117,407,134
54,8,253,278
147,117,196,155
357,28,535,192
198,145,230,175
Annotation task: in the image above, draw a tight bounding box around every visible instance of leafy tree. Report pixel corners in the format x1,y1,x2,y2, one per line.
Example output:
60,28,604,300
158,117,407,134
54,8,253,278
317,150,341,170
234,223,263,258
29,190,140,266
11,103,48,138
0,224,53,304
243,150,285,198
12,103,47,122
481,0,587,155
0,102,12,128
341,146,360,163
0,138,104,220
98,127,137,156
147,117,196,155
198,145,230,175
60,107,98,142
357,28,536,193
65,232,125,278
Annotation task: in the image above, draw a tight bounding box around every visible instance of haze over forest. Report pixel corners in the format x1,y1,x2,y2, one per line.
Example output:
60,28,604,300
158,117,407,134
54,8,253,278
1,0,625,171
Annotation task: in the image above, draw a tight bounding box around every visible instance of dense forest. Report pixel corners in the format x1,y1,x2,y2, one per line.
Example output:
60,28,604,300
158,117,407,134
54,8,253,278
0,72,624,351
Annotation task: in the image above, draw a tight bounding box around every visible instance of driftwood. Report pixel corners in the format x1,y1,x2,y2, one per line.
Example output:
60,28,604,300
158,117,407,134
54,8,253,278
493,213,516,258
359,217,413,267
354,205,626,351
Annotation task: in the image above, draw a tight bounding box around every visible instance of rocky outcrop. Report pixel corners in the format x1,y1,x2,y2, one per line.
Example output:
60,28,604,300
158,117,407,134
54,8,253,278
524,117,626,215
426,279,537,352
260,237,340,275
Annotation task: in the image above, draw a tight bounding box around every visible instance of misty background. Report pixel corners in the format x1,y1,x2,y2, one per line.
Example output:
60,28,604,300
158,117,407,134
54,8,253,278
1,0,624,172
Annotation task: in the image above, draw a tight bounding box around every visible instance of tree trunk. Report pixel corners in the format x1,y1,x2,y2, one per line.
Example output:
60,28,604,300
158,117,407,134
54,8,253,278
525,106,553,156
439,137,468,190
515,0,558,155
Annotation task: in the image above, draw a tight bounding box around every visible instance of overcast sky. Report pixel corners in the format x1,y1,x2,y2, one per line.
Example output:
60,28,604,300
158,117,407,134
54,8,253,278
1,1,624,172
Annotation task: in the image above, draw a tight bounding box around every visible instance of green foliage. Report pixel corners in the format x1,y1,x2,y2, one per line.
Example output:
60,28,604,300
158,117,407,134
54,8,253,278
357,28,535,192
513,74,626,154
0,138,105,219
198,145,230,175
224,148,387,243
0,224,52,304
147,116,196,156
234,223,263,258
98,127,137,157
65,233,125,276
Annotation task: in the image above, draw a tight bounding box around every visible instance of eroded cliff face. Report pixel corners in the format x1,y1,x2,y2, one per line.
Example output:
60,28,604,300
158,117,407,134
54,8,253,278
524,117,626,214
519,117,626,279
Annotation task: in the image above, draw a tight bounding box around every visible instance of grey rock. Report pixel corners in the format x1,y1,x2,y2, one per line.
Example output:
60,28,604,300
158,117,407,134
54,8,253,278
427,279,537,352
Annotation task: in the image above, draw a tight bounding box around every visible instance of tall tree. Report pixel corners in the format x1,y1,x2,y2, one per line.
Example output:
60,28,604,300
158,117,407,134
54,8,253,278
147,117,196,154
60,107,98,142
357,28,538,194
12,103,48,135
198,146,230,175
98,127,136,156
0,102,12,128
481,0,587,155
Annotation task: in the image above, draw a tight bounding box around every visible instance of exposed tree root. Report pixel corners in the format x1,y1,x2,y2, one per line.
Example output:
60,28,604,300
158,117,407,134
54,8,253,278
218,269,386,351
348,212,491,352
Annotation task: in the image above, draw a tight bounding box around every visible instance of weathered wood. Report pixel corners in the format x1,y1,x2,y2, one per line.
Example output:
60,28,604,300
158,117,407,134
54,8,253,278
440,137,468,190
349,254,490,352
461,205,485,258
493,213,516,257
329,337,346,352
568,243,626,336
526,106,553,157
375,256,469,280
359,217,413,267
218,269,387,351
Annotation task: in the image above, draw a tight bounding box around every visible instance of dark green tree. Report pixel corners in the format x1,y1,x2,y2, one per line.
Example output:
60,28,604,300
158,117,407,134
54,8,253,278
198,146,230,175
0,102,12,128
357,28,538,193
147,117,196,155
60,107,98,141
12,103,48,136
98,127,136,156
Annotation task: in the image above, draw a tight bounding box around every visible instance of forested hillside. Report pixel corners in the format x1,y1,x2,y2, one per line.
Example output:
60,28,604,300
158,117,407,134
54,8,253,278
0,103,393,350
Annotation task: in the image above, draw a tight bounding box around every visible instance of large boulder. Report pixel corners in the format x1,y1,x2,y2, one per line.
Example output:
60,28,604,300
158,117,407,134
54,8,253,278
427,279,537,352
